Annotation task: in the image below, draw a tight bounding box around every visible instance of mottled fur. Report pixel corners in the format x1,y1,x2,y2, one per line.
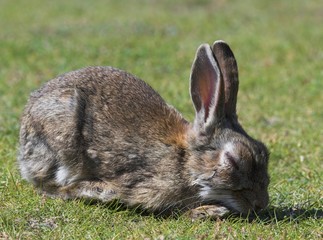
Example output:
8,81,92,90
18,40,269,219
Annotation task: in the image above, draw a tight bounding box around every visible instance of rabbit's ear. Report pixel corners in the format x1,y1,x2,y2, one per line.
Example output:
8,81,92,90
212,40,239,119
190,44,225,135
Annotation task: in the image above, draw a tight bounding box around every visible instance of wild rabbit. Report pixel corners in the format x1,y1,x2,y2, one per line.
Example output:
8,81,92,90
18,40,269,219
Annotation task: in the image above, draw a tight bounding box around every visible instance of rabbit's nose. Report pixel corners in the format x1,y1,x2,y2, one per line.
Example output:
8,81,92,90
253,192,269,211
252,200,267,211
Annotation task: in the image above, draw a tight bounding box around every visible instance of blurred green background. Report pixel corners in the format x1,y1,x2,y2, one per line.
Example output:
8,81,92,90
0,0,322,239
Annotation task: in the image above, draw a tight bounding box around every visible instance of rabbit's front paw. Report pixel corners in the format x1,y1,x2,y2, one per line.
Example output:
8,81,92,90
189,205,230,220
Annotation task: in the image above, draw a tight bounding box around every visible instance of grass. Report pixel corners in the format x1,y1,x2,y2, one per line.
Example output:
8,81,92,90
0,0,322,239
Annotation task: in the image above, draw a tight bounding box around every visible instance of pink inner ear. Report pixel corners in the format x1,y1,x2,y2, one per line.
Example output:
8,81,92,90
200,72,215,122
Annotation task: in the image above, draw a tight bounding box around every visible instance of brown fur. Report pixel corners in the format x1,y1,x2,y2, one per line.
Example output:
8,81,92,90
18,41,269,219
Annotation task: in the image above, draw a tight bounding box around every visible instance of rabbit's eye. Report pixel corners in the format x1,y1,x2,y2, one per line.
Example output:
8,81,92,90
225,152,239,170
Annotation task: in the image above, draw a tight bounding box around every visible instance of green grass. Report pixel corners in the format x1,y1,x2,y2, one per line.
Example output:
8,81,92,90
1,0,322,239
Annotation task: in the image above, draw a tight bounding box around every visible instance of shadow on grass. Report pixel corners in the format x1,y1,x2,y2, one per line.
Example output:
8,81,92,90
248,206,323,223
84,199,323,223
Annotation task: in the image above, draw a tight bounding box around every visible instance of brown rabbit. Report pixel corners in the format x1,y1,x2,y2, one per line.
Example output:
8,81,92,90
18,40,269,219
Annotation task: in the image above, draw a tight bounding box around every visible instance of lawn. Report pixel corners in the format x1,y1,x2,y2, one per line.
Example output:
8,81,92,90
0,0,322,239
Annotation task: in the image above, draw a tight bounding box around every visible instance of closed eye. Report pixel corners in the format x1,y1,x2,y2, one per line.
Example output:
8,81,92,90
225,152,239,170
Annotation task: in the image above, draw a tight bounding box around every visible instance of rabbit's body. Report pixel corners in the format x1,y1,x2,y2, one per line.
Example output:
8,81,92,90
19,67,195,212
19,41,270,219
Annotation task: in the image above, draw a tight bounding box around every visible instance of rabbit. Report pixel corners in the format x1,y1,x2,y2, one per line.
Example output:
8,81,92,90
18,40,269,219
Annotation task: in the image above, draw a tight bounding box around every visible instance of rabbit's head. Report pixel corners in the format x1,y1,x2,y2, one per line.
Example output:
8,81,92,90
187,41,269,214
